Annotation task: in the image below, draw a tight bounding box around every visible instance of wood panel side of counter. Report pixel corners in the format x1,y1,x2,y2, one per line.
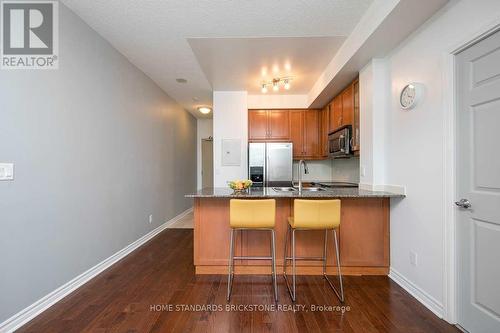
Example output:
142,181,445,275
194,197,389,275
194,198,241,266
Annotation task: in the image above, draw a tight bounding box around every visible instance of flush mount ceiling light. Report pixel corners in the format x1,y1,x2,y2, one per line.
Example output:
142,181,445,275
260,77,293,93
197,106,212,114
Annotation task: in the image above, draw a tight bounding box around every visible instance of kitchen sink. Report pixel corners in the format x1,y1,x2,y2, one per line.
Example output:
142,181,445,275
272,187,297,192
299,187,326,192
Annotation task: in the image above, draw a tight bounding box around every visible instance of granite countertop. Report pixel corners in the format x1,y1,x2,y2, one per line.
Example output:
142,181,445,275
185,187,405,199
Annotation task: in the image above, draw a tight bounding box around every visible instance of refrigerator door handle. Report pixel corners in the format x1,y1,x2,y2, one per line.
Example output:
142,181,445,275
264,144,268,186
266,154,270,187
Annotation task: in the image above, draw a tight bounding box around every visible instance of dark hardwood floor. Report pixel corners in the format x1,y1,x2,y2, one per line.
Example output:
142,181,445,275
18,229,459,333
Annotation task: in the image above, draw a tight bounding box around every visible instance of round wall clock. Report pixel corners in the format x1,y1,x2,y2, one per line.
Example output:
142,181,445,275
399,83,422,110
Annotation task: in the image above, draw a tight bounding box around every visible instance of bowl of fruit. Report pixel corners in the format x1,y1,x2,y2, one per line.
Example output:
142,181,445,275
228,179,253,194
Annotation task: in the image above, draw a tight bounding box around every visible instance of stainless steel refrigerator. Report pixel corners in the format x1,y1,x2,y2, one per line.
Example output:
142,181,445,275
248,142,293,187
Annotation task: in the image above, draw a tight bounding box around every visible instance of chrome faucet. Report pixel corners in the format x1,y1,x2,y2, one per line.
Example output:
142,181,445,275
298,160,309,192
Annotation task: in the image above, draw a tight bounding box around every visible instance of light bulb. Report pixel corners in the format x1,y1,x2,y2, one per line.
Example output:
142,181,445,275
284,79,290,90
197,107,212,114
261,84,268,93
273,81,279,92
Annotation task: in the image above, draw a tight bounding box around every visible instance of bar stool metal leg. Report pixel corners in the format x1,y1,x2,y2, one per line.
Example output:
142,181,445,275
226,229,235,301
283,224,289,275
227,228,278,302
271,230,278,302
323,229,328,276
333,229,344,302
322,229,345,302
283,224,297,301
291,229,297,301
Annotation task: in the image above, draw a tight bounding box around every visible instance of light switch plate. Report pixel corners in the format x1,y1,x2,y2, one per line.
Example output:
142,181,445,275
0,163,14,180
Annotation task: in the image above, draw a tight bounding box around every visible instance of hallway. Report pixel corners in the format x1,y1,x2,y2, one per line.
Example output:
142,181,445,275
17,229,458,333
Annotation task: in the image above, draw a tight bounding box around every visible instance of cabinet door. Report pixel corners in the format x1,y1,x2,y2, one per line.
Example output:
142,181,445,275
320,105,329,157
328,101,335,133
268,110,290,140
352,80,360,151
303,110,320,157
342,84,354,127
248,110,268,140
331,96,343,130
289,110,304,158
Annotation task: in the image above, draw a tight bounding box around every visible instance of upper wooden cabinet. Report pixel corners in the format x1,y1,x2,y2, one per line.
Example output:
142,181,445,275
247,81,359,159
341,84,354,127
324,77,360,153
289,109,320,159
268,110,290,140
352,79,360,152
303,110,320,158
248,110,268,140
330,96,343,132
319,105,329,158
289,110,304,157
248,110,290,141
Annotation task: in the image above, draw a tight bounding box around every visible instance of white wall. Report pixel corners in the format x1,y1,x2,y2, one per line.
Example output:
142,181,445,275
359,59,390,190
378,0,500,319
0,3,196,324
196,119,213,189
213,91,248,186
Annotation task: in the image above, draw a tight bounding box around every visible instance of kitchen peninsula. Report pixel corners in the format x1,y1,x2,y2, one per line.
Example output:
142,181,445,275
186,187,404,276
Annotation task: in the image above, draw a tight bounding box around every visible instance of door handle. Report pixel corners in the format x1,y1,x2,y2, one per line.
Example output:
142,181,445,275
455,199,472,209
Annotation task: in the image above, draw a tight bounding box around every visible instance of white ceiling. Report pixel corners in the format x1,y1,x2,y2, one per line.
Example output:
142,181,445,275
189,37,346,94
61,0,374,118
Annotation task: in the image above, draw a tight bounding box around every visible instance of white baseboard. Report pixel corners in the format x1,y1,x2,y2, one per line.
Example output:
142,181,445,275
359,183,406,195
0,207,193,333
389,267,444,318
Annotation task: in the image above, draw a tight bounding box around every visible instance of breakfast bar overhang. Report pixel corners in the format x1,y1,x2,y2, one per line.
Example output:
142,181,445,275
186,187,404,276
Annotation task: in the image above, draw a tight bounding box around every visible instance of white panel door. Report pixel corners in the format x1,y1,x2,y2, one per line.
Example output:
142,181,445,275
456,30,500,333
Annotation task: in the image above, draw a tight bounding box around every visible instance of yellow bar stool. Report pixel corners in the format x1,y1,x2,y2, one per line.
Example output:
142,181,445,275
227,199,278,302
283,199,344,302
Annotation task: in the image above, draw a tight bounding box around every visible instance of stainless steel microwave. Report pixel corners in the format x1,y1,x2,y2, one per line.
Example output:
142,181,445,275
328,125,352,158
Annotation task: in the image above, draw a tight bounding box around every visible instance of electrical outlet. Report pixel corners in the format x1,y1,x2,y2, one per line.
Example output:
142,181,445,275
410,251,418,266
149,214,153,224
361,165,366,177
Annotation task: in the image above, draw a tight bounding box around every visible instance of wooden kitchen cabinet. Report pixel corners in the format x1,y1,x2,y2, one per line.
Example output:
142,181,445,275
352,79,360,152
248,108,326,160
303,109,320,157
319,104,329,158
341,84,354,127
320,76,360,153
330,96,343,132
248,110,268,140
248,110,290,141
289,109,320,159
268,110,290,140
289,110,304,157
